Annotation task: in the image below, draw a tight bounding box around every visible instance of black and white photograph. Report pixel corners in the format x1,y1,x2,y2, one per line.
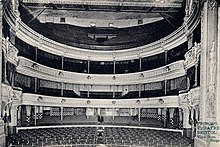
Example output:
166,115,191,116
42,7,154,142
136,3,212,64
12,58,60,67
0,0,220,146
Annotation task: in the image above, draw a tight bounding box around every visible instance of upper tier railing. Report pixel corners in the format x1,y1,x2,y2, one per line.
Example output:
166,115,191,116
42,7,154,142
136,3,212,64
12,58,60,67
22,0,183,7
17,57,186,85
3,0,200,61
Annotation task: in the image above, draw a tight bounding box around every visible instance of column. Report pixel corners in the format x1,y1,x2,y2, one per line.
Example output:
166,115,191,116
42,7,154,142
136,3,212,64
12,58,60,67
34,106,37,126
113,60,116,74
17,106,21,126
61,82,64,96
194,63,198,87
178,108,183,129
187,33,194,49
61,56,64,70
165,50,168,65
26,106,32,124
157,108,162,121
39,106,43,120
60,107,63,122
164,80,167,95
88,60,90,74
169,108,175,128
35,47,38,62
139,57,142,71
9,105,18,127
87,85,90,98
138,108,141,122
162,108,167,128
0,7,2,118
34,77,38,93
138,83,141,98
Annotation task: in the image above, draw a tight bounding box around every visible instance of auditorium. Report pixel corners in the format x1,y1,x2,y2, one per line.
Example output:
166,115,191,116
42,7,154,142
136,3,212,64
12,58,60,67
0,0,220,146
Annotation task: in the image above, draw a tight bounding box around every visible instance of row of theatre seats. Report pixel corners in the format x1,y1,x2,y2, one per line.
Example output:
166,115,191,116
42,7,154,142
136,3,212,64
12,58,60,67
8,127,191,147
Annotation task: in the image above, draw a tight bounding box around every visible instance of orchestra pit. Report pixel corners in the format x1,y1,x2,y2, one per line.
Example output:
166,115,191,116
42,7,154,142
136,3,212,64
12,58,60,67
0,0,220,147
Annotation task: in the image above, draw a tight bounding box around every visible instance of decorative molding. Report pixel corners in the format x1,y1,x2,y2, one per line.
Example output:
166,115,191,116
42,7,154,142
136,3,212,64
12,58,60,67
178,87,200,107
1,84,22,104
2,38,18,66
184,42,201,69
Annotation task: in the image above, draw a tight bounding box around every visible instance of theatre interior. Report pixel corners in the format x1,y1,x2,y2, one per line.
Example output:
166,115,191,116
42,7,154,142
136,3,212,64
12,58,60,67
0,0,220,146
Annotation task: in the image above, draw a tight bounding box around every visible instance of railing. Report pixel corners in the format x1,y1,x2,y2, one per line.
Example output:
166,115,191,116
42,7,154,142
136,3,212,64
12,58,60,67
22,93,179,108
2,0,200,61
22,0,182,7
17,57,186,85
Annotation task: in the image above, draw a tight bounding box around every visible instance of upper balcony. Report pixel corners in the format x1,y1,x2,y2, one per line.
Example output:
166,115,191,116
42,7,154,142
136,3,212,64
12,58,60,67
3,0,200,61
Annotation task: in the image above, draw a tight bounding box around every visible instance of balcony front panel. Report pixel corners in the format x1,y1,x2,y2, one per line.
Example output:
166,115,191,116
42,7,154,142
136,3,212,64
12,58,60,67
22,93,180,108
17,57,186,85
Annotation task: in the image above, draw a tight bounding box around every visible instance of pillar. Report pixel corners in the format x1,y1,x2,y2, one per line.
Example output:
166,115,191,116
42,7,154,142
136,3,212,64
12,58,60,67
35,47,38,62
164,80,167,95
60,107,63,122
34,77,37,93
39,106,43,120
9,105,18,127
162,108,167,127
138,108,141,122
165,50,168,65
138,83,141,98
34,105,37,126
88,60,90,74
169,108,175,128
61,56,64,70
139,57,142,71
182,107,191,138
113,60,116,74
178,108,183,129
0,0,2,119
194,63,198,87
17,106,21,126
157,108,162,121
26,106,32,124
61,82,64,96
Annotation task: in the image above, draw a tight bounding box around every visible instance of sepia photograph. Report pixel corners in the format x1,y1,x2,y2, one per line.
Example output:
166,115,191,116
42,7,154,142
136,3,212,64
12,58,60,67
0,0,220,146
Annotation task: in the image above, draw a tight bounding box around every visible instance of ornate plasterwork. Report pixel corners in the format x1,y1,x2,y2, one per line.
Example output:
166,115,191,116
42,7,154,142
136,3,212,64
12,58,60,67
184,42,201,69
2,38,18,66
1,84,22,104
178,87,200,107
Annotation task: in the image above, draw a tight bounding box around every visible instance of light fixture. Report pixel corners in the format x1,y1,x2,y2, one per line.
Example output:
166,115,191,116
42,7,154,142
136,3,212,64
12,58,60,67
61,99,66,103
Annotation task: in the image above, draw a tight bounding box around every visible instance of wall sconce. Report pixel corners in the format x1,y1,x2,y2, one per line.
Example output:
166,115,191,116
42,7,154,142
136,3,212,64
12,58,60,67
61,99,66,103
87,100,91,104
58,71,64,76
136,100,141,105
166,66,171,71
32,63,38,68
140,73,144,78
158,99,164,104
37,96,43,102
112,101,116,104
